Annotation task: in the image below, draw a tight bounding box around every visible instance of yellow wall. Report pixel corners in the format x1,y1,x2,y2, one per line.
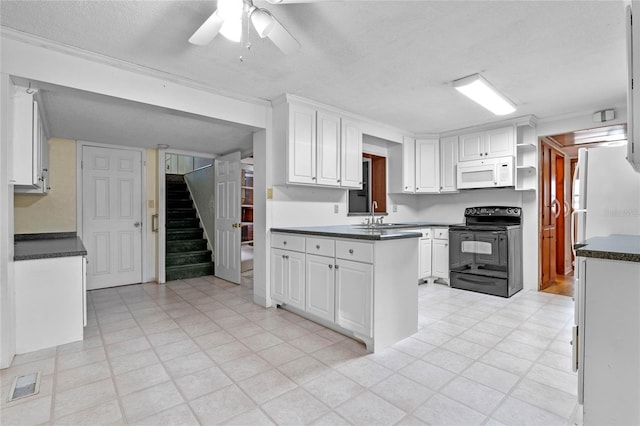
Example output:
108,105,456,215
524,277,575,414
14,138,76,233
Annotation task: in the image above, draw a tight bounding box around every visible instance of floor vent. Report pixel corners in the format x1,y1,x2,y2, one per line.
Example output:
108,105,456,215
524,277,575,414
7,371,41,402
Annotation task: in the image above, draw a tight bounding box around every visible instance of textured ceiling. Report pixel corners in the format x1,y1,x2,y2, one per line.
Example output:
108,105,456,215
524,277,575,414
0,0,629,154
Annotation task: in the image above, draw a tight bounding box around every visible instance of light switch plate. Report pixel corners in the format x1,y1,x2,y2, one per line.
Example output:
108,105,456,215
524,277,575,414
393,204,398,212
334,204,339,213
267,188,273,199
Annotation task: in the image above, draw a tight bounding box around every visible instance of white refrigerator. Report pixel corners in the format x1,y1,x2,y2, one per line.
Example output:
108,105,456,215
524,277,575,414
572,144,640,424
572,144,640,247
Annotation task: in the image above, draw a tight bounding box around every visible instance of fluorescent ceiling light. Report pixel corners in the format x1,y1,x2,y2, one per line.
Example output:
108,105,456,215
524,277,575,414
453,74,516,116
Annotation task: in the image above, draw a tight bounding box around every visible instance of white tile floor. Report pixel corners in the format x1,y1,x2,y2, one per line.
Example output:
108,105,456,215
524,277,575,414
1,273,581,425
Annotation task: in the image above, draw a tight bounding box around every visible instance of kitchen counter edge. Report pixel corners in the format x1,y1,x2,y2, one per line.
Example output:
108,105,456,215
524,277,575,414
575,234,640,263
14,233,88,261
271,226,428,241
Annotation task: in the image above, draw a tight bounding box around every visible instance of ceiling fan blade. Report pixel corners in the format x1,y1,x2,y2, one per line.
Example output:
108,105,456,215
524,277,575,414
188,10,224,45
266,16,300,55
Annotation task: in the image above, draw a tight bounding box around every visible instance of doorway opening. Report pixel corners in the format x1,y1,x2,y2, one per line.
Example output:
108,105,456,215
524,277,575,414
538,124,628,297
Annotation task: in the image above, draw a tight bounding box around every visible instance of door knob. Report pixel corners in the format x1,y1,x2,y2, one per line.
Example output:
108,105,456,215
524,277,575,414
134,222,141,228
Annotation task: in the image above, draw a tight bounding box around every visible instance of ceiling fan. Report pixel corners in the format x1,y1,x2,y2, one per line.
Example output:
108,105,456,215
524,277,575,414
188,0,304,55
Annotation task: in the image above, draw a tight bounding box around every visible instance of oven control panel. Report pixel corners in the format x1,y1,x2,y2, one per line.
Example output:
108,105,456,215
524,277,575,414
464,206,521,217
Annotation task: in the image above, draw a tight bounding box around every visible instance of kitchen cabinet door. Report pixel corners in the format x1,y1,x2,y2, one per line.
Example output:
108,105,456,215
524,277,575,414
415,139,440,193
335,259,373,338
432,238,449,280
485,126,514,157
419,236,432,280
340,118,363,189
306,254,335,322
285,250,306,310
440,136,458,193
316,110,341,186
402,136,416,193
271,249,287,303
288,103,317,185
459,132,484,161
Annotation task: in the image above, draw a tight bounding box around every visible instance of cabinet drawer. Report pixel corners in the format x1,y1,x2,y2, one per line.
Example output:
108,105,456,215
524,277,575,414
306,237,335,257
434,228,449,240
420,228,432,239
271,233,305,252
336,240,373,263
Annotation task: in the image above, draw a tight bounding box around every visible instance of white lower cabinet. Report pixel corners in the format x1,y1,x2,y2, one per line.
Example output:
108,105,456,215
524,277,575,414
15,256,86,354
305,254,335,322
335,259,373,337
271,248,305,310
271,232,417,351
418,227,449,283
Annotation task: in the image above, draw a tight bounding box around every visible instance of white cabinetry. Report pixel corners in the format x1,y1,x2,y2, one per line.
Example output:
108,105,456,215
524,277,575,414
439,136,459,193
15,256,86,354
459,126,514,161
575,256,640,425
432,228,450,282
270,232,418,351
270,234,306,310
515,119,538,191
274,96,362,189
390,137,441,193
12,87,49,193
627,1,640,172
418,227,449,283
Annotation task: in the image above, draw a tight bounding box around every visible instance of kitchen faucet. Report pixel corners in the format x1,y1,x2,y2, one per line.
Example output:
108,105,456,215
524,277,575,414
370,200,378,226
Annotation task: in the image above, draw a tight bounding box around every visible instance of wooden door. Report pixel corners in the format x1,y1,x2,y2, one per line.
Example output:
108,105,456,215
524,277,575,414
540,141,564,289
555,155,566,275
82,145,143,290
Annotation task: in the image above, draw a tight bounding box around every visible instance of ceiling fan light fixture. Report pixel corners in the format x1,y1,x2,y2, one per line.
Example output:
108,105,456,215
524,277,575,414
250,7,276,38
217,0,243,20
188,10,224,45
220,17,242,42
453,74,516,116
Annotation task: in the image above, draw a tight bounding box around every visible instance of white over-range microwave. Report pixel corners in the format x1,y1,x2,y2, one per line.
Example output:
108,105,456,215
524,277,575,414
456,156,514,189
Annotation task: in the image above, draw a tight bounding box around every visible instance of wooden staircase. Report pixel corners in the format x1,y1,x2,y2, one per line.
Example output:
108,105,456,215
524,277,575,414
165,174,214,281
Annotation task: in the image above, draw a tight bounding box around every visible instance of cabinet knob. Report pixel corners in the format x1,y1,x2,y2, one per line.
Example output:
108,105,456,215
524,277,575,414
329,264,333,269
283,241,287,245
335,265,339,269
285,255,289,259
480,153,484,156
485,152,488,156
416,187,420,190
337,179,341,183
312,177,316,180
348,249,354,254
316,245,320,250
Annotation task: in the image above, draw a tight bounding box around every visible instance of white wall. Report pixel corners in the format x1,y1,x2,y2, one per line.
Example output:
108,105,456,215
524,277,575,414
0,73,16,368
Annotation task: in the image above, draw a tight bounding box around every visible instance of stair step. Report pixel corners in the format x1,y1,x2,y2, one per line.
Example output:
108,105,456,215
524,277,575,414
167,228,203,241
167,239,207,253
167,218,200,229
166,250,212,267
167,199,193,209
165,262,214,281
167,208,197,219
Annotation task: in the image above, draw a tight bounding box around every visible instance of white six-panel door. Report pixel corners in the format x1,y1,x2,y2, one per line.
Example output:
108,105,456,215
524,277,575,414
214,151,242,284
82,146,142,290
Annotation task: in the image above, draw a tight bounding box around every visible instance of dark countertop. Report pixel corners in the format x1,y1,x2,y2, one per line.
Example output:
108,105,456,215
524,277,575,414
14,233,88,261
575,234,640,263
271,222,459,241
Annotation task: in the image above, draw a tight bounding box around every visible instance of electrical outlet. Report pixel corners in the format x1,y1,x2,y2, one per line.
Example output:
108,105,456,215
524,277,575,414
393,204,398,212
334,204,339,214
267,188,273,199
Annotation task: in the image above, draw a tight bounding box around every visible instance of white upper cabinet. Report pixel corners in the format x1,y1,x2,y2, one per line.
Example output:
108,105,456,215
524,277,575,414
316,110,341,186
459,126,514,161
415,139,440,193
276,97,363,189
402,136,416,193
287,102,317,185
12,88,49,193
340,118,363,189
440,136,458,193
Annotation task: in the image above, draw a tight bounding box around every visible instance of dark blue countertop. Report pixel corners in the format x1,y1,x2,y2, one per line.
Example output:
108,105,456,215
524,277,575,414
575,234,640,263
14,233,87,261
271,222,459,241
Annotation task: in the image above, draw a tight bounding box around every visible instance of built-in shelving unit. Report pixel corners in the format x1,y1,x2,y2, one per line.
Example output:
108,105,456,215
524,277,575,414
515,124,538,191
241,164,254,245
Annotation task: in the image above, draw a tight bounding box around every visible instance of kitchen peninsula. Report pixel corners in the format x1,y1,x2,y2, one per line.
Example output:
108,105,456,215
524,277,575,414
270,223,452,352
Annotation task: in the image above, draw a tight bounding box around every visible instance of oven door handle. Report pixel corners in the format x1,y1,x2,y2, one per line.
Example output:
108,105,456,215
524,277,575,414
457,276,495,286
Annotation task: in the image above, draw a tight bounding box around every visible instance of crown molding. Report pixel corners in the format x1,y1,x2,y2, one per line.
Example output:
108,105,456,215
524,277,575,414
0,26,271,108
